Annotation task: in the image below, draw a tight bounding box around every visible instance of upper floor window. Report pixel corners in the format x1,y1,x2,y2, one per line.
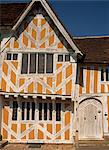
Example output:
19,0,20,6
101,68,104,81
65,54,70,62
58,54,70,62
21,53,53,74
58,55,63,62
101,68,109,81
6,53,18,60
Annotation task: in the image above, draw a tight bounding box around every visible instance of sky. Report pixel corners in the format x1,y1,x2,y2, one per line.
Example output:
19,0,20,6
0,0,109,37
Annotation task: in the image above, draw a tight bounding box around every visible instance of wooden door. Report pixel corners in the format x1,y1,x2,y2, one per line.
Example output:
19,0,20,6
78,99,103,139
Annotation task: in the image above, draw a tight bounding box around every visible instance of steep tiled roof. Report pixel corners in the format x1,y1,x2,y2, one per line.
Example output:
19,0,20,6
74,37,109,63
0,3,29,26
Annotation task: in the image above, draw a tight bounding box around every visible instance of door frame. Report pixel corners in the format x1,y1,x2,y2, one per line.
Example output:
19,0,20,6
77,98,103,140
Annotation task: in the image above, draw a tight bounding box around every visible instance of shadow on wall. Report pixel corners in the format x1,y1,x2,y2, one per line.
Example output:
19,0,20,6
75,63,106,87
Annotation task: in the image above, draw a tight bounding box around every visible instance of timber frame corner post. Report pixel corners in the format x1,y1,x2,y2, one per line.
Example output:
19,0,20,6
0,95,3,141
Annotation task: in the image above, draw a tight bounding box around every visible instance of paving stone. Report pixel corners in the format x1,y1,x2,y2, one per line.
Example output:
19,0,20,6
2,144,109,150
1,144,75,150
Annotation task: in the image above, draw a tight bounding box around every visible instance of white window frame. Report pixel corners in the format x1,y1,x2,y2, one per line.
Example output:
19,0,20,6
21,53,54,75
6,53,18,60
57,53,70,62
101,67,109,82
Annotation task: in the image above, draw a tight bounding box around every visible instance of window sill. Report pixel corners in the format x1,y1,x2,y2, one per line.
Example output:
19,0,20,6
19,73,54,77
100,81,109,84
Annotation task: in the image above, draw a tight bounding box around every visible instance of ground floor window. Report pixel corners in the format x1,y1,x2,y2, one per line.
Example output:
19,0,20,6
12,101,18,120
56,103,61,121
39,102,53,121
3,100,73,142
11,101,62,121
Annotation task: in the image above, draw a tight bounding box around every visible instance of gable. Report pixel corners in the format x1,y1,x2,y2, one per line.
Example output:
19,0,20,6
1,0,82,56
5,4,69,52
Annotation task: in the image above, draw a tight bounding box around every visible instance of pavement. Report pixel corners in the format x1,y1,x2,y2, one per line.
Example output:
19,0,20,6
0,144,75,150
1,143,109,150
76,147,109,150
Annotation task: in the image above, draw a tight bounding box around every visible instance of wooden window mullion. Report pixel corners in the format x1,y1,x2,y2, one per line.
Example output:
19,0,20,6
25,102,27,120
11,54,13,60
29,102,32,120
42,103,44,121
28,54,30,74
47,103,49,121
45,54,47,74
36,53,38,74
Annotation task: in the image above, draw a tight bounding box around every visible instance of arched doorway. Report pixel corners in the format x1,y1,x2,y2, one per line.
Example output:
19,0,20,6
78,98,103,139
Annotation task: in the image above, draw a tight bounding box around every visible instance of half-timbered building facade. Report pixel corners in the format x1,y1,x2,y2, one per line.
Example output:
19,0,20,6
0,0,109,144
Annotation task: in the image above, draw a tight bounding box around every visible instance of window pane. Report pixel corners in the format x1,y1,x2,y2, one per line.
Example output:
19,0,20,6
21,54,28,74
12,101,18,120
106,68,109,81
46,54,53,73
27,102,30,120
38,54,45,73
101,68,104,81
49,103,52,120
13,54,18,60
58,55,63,62
32,102,35,120
44,103,47,120
7,53,11,60
56,103,61,121
65,54,70,62
39,103,42,120
29,53,36,74
22,102,25,120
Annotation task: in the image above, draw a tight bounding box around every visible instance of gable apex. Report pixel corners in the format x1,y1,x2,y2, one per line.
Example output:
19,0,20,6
2,0,83,56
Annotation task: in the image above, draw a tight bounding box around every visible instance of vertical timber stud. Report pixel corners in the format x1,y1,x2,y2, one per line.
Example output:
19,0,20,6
0,52,5,90
0,96,3,140
17,98,21,141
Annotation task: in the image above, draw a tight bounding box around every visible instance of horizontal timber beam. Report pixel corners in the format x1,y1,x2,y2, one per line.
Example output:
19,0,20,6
0,92,74,101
